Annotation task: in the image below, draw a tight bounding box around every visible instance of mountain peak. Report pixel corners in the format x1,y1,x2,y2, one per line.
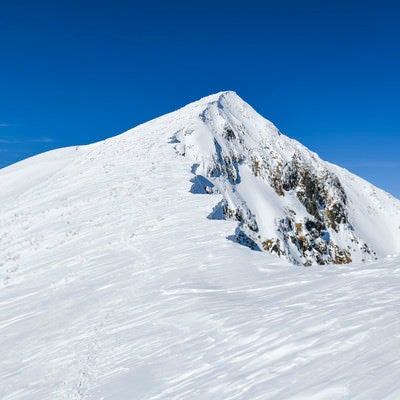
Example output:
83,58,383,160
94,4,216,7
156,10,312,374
175,90,249,118
2,92,400,266
190,90,239,104
164,92,400,265
2,92,400,399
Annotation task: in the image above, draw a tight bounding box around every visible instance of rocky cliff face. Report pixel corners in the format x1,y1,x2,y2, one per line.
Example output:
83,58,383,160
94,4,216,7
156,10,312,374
172,91,397,266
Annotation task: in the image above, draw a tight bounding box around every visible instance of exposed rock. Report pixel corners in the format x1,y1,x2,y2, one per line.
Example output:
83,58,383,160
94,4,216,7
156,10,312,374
179,92,385,265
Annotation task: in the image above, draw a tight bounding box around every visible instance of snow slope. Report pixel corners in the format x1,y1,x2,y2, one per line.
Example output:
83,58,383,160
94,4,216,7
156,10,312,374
172,92,400,265
1,91,400,399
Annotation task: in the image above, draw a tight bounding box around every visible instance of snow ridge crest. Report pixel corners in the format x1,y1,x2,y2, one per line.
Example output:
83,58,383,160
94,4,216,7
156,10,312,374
171,92,400,265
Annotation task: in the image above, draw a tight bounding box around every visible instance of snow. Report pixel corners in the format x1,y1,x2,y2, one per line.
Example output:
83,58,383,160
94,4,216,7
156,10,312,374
174,91,400,263
1,91,400,399
330,163,400,256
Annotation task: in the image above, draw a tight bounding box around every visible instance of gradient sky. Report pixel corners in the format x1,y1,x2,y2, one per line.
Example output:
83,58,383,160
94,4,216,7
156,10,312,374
1,0,399,197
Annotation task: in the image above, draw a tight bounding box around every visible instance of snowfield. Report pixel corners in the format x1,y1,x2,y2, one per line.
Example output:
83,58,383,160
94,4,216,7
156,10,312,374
1,92,400,399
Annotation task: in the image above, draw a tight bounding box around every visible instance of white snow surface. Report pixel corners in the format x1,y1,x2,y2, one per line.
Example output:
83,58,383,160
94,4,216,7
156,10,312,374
1,91,400,399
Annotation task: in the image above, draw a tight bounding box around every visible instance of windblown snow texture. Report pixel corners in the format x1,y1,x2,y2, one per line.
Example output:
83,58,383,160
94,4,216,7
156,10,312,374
1,91,400,399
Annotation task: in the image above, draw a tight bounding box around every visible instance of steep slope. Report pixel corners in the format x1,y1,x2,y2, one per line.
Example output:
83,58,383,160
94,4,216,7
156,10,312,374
1,92,400,400
3,91,398,268
170,91,400,265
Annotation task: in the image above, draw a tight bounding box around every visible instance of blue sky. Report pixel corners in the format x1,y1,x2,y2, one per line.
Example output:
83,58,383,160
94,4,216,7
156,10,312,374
1,0,399,197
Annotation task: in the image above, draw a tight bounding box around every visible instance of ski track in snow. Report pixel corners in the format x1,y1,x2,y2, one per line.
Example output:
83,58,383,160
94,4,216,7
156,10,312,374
1,92,400,399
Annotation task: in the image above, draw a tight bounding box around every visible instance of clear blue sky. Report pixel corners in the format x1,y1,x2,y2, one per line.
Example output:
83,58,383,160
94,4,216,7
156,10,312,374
1,0,399,198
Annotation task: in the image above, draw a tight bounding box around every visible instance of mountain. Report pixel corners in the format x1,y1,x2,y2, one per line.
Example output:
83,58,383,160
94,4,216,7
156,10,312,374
171,92,400,265
1,91,400,399
2,92,399,268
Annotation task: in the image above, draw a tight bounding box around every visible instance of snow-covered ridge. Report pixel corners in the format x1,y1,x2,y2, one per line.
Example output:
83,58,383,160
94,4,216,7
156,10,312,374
167,91,400,265
2,92,400,400
2,91,399,266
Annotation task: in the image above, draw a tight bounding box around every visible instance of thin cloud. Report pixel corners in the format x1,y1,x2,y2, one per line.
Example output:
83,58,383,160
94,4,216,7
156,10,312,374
346,161,400,168
0,123,13,127
0,139,20,144
31,137,54,143
0,137,54,144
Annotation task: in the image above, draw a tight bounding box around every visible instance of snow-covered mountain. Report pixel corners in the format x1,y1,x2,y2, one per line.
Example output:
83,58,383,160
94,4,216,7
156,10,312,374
1,91,400,399
170,92,400,265
3,91,399,267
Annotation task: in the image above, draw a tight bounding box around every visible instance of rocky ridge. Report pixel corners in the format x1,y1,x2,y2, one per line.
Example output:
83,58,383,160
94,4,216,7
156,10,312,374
172,91,394,265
